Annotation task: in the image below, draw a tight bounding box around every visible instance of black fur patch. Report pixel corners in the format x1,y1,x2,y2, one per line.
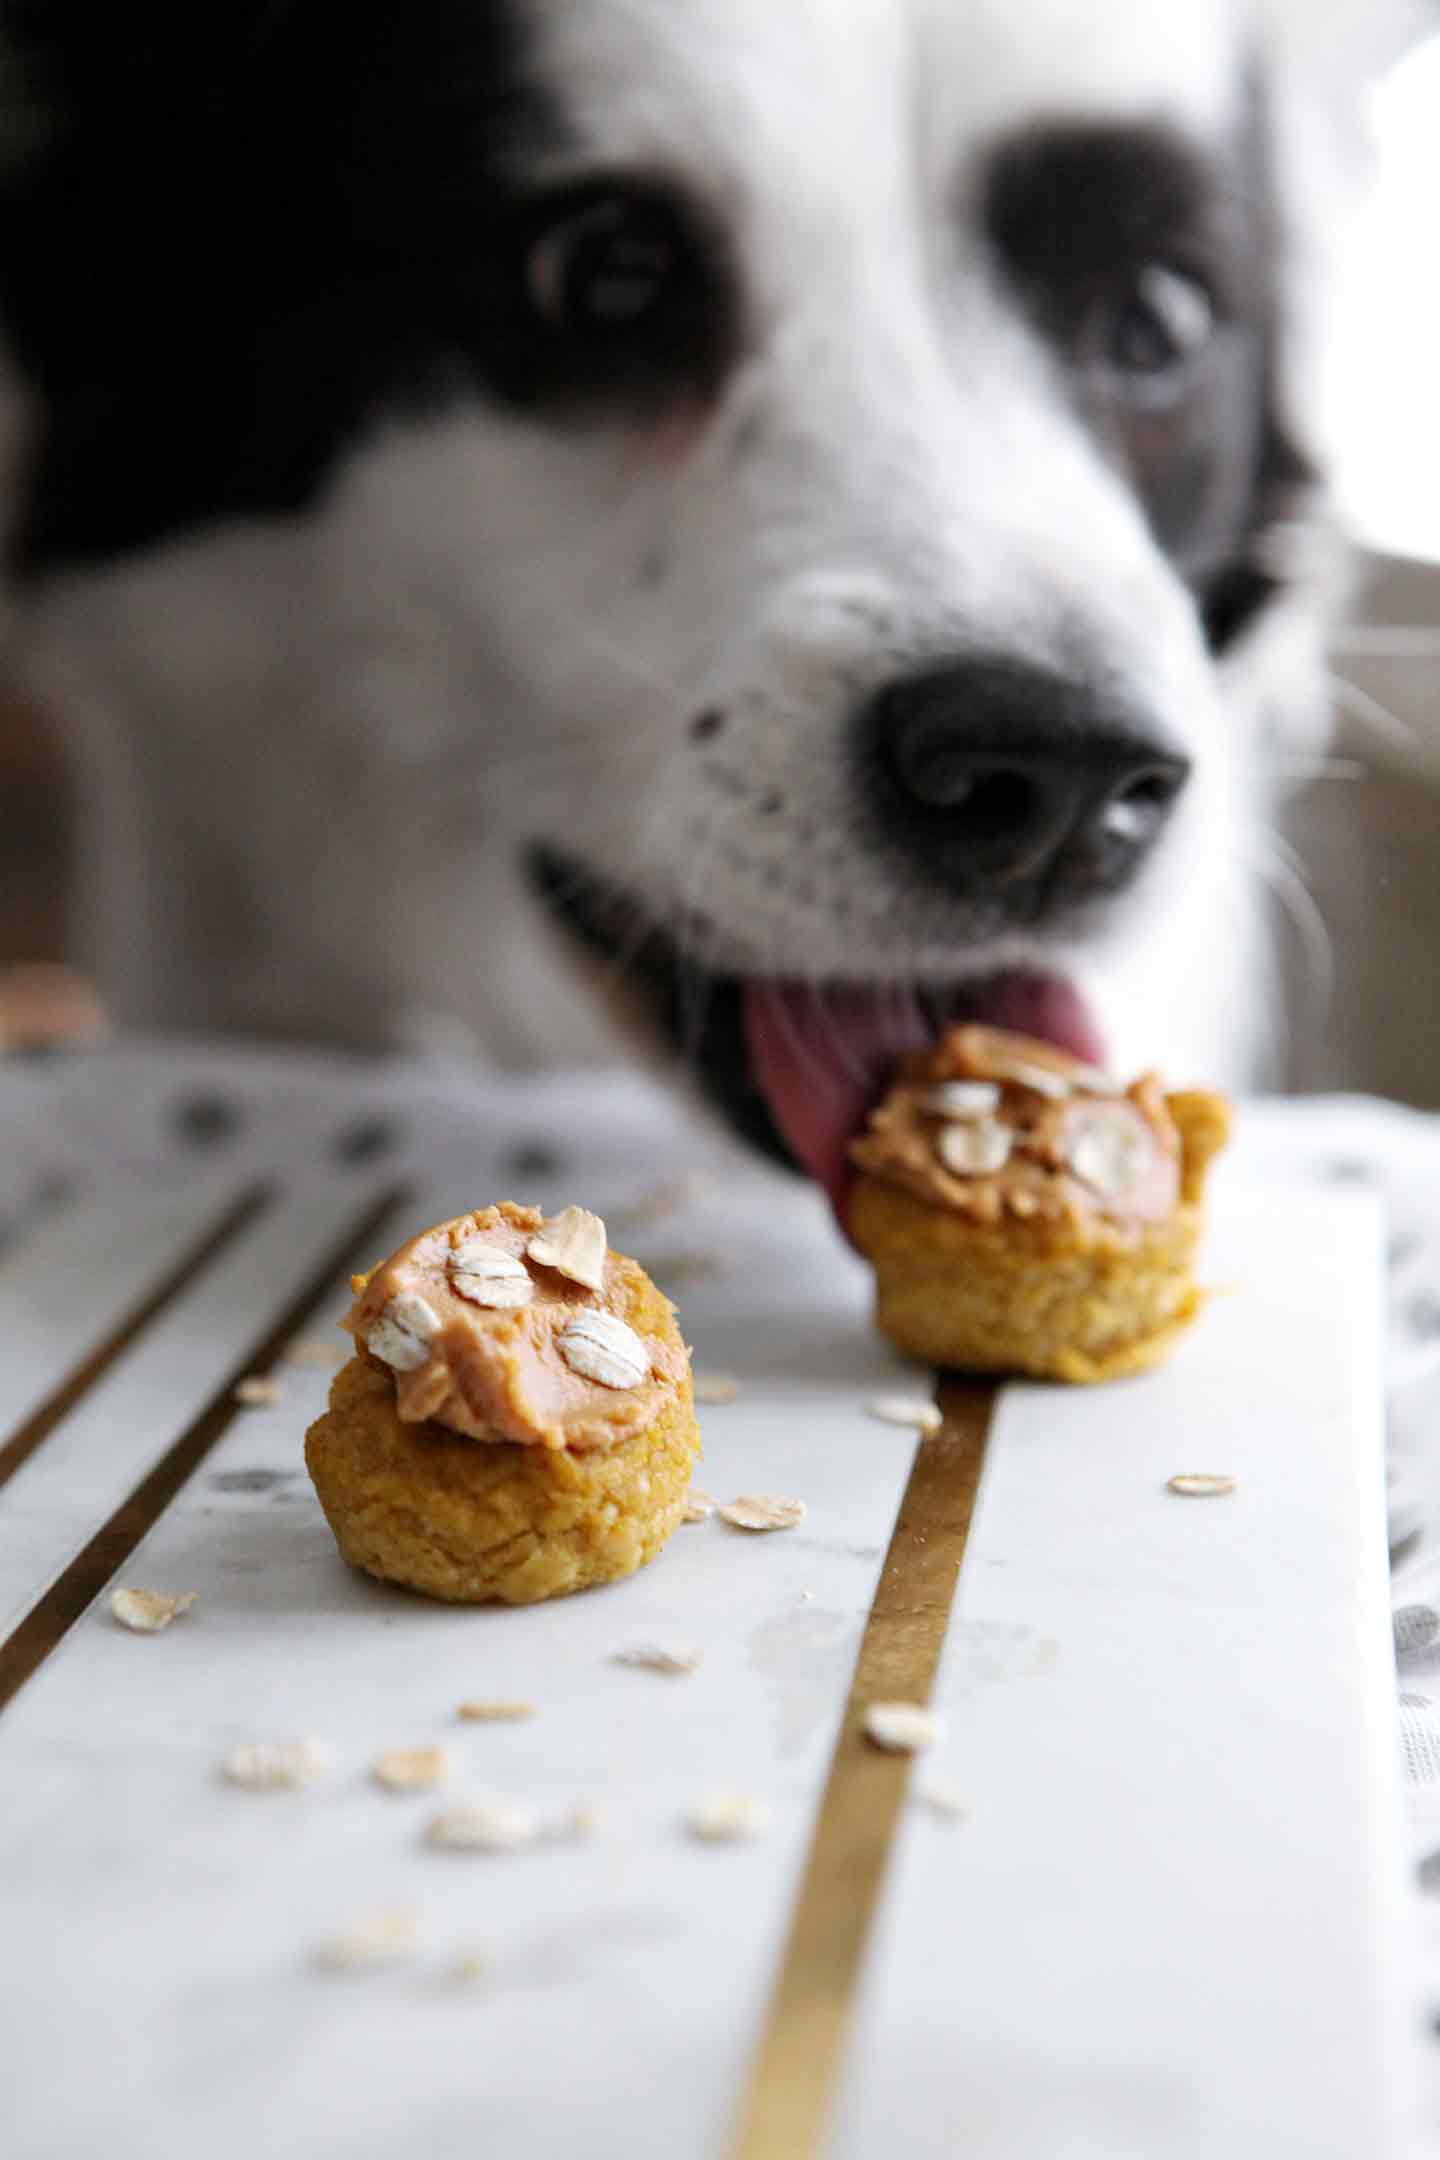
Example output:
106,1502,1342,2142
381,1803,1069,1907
981,91,1314,651
3,12,1309,648
0,2,550,567
0,2,740,572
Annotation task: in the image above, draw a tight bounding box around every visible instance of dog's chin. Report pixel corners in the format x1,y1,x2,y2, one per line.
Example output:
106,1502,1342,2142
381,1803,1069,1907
527,847,1106,1228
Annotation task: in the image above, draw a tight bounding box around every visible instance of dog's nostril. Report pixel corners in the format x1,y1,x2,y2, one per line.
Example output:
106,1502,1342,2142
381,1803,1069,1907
690,707,726,743
941,772,1040,843
1100,764,1187,843
891,728,974,809
1117,767,1184,811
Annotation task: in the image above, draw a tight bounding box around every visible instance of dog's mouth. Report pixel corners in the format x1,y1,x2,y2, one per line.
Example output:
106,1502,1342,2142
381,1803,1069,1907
742,969,1104,1215
528,848,1105,1222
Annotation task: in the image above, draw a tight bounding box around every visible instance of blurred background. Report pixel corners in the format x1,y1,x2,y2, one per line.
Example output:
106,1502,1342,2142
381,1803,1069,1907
3,31,1439,1103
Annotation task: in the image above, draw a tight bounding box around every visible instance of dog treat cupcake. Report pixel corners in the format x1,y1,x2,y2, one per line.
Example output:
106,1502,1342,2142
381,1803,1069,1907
848,1027,1230,1383
305,1202,699,1604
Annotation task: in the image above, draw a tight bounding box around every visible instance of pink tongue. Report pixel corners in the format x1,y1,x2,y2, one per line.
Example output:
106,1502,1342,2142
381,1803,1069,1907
742,973,1105,1221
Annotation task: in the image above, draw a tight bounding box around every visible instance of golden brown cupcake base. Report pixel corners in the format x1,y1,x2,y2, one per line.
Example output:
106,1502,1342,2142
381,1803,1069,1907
307,1208,700,1604
306,1351,701,1604
849,1087,1230,1384
848,1178,1202,1381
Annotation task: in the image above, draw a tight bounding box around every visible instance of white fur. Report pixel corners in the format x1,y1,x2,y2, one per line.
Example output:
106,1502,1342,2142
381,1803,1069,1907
13,0,1418,1091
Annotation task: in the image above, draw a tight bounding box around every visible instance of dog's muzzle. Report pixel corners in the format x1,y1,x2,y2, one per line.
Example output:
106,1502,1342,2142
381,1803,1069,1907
530,651,1192,1227
860,653,1190,916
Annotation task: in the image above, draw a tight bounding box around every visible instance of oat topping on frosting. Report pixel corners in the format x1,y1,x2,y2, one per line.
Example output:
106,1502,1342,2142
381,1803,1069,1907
917,1080,1001,1119
556,1309,650,1389
345,1202,688,1451
365,1290,442,1371
525,1205,607,1292
935,1117,1012,1177
448,1240,533,1310
850,1024,1181,1231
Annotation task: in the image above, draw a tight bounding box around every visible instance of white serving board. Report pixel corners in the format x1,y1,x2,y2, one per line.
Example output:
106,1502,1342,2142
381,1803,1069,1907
0,1046,1419,2160
838,1185,1409,2160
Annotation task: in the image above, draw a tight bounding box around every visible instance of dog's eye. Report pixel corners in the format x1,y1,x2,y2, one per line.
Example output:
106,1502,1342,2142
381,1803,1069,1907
494,180,738,415
1101,264,1213,389
526,195,682,334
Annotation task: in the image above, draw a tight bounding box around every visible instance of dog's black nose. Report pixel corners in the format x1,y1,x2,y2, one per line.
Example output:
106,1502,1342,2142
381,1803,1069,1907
865,656,1190,903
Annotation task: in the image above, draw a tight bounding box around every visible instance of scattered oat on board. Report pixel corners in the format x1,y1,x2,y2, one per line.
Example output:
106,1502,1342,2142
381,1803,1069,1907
223,1739,328,1790
457,1699,537,1723
683,1489,717,1524
720,1493,806,1532
914,1775,970,1822
424,1799,542,1852
549,1802,601,1843
281,1333,347,1369
373,1745,451,1792
313,1907,418,1973
109,1586,197,1634
1166,1473,1237,1498
613,1642,702,1676
449,1947,494,1985
234,1375,281,1407
692,1372,740,1405
866,1395,942,1434
686,1792,772,1843
863,1701,944,1754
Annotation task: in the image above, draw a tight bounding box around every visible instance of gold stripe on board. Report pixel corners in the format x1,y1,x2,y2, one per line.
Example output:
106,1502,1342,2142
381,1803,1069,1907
731,1377,997,2160
0,1185,272,1493
0,1183,410,1719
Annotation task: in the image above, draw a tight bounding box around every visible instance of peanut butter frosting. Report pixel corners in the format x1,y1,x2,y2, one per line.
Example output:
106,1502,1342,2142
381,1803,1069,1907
849,1024,1182,1234
343,1202,689,1452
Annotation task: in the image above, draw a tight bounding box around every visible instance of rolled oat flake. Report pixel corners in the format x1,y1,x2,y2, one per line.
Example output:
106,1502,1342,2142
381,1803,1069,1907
1066,1102,1155,1198
525,1205,607,1292
313,1907,418,1972
863,1701,943,1754
918,1080,1001,1120
936,1117,1012,1177
686,1792,772,1843
719,1493,806,1532
866,1395,942,1434
424,1800,541,1853
366,1290,441,1371
557,1309,649,1389
449,1240,534,1311
109,1586,197,1634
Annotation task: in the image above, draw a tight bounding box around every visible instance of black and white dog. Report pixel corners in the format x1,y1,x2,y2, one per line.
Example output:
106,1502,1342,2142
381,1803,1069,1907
0,1,1420,1209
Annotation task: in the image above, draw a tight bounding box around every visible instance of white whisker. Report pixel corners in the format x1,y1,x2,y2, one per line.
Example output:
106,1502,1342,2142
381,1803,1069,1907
1232,830,1334,1057
1259,754,1369,784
